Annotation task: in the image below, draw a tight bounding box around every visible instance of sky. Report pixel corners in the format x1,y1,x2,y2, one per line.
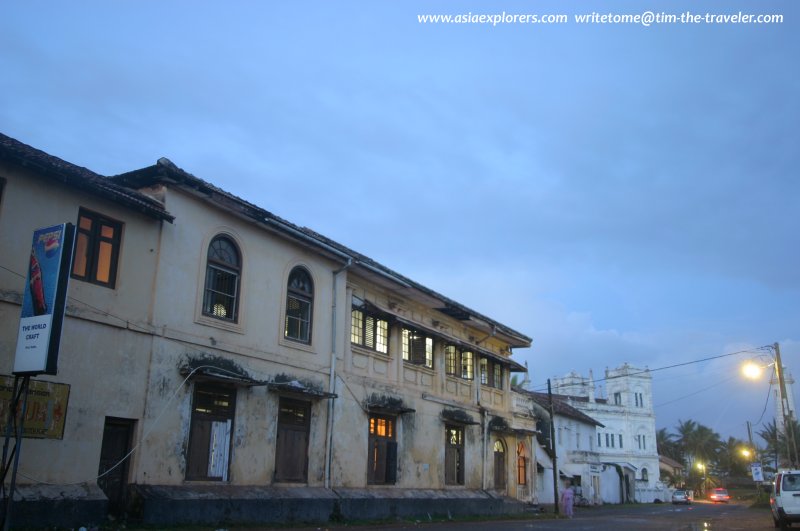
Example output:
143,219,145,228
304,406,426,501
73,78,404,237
1,0,798,446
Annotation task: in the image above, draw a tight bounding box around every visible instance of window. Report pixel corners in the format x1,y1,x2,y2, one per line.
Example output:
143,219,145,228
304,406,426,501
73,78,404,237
285,267,313,343
402,328,433,368
72,208,122,288
605,433,610,447
493,439,506,490
368,414,397,484
186,384,235,481
461,350,473,380
597,433,602,447
445,425,465,485
636,434,647,450
619,434,623,448
445,345,474,379
635,392,644,407
516,442,527,485
351,300,389,354
613,392,622,405
202,236,241,321
641,468,649,482
479,357,504,389
274,398,310,482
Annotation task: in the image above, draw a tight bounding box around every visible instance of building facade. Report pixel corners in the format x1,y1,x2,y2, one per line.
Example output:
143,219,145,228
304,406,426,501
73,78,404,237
551,364,666,503
0,134,536,526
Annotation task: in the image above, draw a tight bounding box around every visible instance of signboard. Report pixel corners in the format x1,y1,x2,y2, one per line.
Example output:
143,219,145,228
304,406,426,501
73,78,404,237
13,223,75,375
0,376,70,439
751,462,764,482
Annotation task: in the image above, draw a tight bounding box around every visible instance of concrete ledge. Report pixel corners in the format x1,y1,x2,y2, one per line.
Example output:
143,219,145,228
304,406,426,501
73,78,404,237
335,488,525,521
130,485,339,526
6,484,107,528
130,485,526,526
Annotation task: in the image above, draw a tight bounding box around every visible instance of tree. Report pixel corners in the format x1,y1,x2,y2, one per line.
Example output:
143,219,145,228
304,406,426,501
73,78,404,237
758,420,780,472
716,436,749,477
656,427,681,462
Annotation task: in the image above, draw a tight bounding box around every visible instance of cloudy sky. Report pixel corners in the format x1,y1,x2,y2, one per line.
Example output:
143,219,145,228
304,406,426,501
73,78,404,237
2,0,797,444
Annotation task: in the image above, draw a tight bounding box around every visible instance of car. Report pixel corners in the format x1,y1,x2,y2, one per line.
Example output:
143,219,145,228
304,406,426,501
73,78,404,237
672,489,692,504
709,487,731,503
771,470,800,529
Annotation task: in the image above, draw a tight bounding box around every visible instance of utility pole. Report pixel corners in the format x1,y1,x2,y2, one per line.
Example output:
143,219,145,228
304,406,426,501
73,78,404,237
774,343,799,467
548,379,559,515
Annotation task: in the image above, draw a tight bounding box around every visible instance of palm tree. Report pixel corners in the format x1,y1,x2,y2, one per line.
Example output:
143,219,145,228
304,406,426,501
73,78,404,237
717,436,749,477
656,427,680,462
758,420,780,471
675,419,698,466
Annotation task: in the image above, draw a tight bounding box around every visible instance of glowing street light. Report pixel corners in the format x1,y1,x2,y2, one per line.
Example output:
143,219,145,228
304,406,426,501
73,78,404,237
741,343,798,467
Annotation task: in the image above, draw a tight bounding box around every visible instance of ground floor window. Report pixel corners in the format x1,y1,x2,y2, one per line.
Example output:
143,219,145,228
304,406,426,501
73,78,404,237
494,439,506,490
445,425,465,485
517,442,527,485
368,414,397,484
186,383,236,481
275,398,311,482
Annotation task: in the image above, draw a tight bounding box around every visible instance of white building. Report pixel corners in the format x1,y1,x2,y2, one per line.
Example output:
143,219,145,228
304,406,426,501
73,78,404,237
552,364,666,503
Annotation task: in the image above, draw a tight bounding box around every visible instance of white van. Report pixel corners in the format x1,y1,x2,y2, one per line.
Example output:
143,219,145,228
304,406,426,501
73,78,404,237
771,470,800,529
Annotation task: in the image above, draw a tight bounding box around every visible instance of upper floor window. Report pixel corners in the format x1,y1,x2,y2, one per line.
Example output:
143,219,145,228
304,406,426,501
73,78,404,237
479,357,504,389
202,236,241,321
444,345,473,380
72,208,123,288
635,392,644,407
351,298,389,354
613,392,622,405
285,267,313,343
401,327,433,368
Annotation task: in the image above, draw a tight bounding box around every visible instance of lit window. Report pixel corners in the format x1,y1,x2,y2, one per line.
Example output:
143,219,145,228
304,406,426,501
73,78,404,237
202,236,241,321
368,414,397,484
402,328,433,368
445,346,474,380
72,209,123,288
351,299,390,354
285,267,313,343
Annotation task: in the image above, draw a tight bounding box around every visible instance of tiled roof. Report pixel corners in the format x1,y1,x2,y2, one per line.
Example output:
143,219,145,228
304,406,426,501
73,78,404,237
0,133,174,222
516,388,605,427
110,157,532,348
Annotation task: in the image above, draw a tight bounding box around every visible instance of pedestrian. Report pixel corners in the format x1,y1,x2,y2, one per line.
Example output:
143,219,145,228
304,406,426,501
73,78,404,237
560,482,575,518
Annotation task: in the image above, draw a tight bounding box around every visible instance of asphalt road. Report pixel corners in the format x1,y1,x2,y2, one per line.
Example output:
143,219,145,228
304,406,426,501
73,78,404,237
274,500,775,531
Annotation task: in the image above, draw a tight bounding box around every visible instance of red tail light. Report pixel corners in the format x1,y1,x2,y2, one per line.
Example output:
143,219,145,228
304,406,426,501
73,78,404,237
776,474,782,494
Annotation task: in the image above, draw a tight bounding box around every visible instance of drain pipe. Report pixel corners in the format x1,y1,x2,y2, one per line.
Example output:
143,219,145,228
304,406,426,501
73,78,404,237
324,258,353,489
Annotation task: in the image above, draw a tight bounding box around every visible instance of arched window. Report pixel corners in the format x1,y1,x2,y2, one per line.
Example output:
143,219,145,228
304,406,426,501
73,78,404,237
285,267,313,343
494,439,507,490
641,468,649,481
202,236,241,321
517,442,527,485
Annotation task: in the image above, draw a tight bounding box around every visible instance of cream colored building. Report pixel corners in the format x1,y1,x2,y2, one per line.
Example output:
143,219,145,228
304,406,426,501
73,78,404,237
0,133,535,526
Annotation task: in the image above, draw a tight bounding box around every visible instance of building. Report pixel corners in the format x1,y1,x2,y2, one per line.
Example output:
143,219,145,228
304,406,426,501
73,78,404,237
514,388,604,506
0,133,536,527
551,365,666,503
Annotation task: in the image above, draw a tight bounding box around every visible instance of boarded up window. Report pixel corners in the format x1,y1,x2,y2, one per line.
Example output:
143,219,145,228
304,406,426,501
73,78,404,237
275,398,311,482
186,384,235,481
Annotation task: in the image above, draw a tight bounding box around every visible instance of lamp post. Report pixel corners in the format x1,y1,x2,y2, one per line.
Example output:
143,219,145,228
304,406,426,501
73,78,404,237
742,343,798,467
696,462,706,496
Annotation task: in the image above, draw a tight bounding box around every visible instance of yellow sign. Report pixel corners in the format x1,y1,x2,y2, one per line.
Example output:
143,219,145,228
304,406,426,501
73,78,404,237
0,375,69,439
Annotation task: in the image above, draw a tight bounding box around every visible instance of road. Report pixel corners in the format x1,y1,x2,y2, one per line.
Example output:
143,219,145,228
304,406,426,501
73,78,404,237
276,500,774,531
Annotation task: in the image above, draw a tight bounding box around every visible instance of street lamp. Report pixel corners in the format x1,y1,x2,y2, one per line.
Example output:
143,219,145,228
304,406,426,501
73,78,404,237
696,462,706,496
741,343,798,467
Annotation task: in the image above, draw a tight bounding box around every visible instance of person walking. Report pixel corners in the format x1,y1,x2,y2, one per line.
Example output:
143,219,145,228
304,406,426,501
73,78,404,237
560,482,575,518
